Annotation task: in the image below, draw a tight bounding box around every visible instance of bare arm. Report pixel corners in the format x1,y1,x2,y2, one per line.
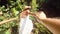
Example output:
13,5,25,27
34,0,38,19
21,9,60,34
39,18,60,34
29,11,60,34
41,18,60,26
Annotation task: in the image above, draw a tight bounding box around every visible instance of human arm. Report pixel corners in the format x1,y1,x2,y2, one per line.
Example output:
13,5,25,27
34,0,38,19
29,11,60,34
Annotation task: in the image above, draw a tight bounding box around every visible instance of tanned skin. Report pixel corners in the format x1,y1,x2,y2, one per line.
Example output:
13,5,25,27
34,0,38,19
29,11,60,34
21,10,60,34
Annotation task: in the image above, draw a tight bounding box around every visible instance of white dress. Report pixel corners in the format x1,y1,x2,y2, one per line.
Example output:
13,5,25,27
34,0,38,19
19,15,33,34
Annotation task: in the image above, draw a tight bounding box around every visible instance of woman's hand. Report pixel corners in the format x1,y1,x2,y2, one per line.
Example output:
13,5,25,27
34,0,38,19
20,8,46,20
20,6,31,18
20,10,29,18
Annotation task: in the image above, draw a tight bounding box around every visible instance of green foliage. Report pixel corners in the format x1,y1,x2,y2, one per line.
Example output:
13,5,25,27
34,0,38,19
0,0,52,34
31,0,37,12
33,22,52,34
11,8,19,16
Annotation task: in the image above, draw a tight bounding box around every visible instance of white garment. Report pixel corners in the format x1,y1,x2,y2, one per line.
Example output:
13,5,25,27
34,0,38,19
19,15,33,34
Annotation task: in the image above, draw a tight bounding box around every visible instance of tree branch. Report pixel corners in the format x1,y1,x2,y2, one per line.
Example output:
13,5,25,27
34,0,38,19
0,17,18,25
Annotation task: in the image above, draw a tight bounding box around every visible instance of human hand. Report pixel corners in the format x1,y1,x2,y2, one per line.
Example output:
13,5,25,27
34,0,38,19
36,11,47,19
20,6,31,18
20,10,29,18
29,11,47,20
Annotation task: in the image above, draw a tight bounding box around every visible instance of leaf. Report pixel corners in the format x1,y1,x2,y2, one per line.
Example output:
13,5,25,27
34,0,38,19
11,8,19,16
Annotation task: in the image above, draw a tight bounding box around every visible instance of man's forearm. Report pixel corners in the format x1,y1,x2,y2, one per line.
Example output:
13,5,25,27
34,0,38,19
29,11,60,34
38,18,60,34
42,18,60,26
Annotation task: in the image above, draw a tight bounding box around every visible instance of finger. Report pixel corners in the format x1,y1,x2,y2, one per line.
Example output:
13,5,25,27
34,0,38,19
28,12,36,16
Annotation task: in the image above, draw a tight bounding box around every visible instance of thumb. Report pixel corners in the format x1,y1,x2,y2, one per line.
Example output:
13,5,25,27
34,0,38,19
39,12,47,19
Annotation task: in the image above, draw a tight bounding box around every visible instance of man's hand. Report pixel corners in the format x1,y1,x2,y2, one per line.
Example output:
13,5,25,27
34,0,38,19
29,11,47,20
37,11,47,19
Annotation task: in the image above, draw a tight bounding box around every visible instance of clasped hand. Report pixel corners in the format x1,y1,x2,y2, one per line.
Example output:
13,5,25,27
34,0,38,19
20,10,47,20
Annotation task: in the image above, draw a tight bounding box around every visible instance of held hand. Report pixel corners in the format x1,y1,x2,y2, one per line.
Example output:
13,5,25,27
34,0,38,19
20,6,31,18
29,11,47,20
20,11,29,18
37,12,47,19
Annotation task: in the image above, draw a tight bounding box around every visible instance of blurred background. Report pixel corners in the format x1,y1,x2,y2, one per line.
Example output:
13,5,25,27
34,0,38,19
0,0,60,34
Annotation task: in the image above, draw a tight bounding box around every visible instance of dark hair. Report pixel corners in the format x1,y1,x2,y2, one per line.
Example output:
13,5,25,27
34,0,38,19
0,0,10,8
39,0,60,17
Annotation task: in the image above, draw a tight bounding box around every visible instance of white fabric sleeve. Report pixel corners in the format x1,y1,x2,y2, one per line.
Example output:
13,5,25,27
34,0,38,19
19,15,33,34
